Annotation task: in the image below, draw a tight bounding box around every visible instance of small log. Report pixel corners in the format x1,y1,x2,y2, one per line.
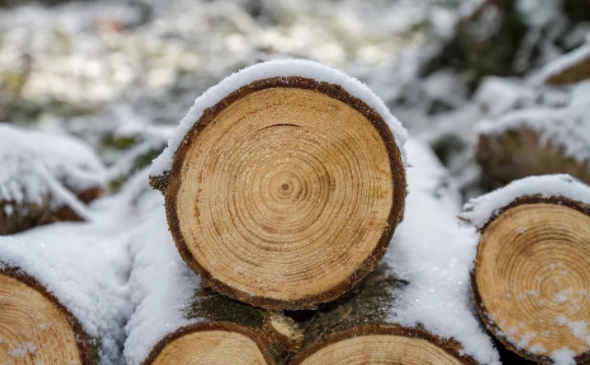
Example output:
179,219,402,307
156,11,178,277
0,124,105,235
287,264,482,365
139,287,283,365
0,265,96,365
0,223,127,365
151,61,406,310
478,129,590,188
465,176,590,364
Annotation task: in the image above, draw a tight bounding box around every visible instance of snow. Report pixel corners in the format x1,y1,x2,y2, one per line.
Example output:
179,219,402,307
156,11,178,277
0,124,105,217
477,81,590,166
122,170,203,365
474,77,534,117
150,59,408,177
461,174,590,229
385,139,500,365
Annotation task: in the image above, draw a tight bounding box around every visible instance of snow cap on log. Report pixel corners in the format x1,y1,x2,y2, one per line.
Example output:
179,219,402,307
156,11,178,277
0,224,130,365
149,58,408,180
461,174,590,229
531,38,590,86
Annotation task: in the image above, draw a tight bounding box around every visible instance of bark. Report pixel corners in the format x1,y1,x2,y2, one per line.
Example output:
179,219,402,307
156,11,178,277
153,76,406,310
477,129,590,189
0,264,97,365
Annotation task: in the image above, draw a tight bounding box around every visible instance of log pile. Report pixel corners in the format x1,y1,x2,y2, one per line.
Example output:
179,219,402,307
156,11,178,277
3,59,590,365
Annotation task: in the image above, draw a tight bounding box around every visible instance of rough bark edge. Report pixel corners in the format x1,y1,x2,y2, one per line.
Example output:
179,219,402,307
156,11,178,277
140,321,277,365
289,324,482,365
471,196,590,364
163,76,407,310
0,264,96,365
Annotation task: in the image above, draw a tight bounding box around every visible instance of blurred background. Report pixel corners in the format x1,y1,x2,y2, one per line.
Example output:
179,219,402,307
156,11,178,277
1,0,589,200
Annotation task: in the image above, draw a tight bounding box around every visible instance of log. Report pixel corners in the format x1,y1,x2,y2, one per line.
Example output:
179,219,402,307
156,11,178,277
0,264,96,365
124,187,282,365
0,124,105,235
0,223,128,365
288,265,483,365
462,175,590,364
148,59,407,310
476,97,590,188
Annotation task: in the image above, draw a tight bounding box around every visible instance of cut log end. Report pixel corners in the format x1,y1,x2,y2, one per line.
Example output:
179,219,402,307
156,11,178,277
166,77,406,309
0,269,94,365
291,327,479,365
143,324,274,365
474,202,590,364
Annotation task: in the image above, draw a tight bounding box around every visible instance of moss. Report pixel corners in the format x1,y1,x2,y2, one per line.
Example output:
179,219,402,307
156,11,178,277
292,263,407,347
90,337,101,365
185,286,265,329
109,147,163,192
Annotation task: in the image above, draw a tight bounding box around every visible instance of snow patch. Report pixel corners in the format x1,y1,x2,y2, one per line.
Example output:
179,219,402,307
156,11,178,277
150,59,408,177
123,176,203,365
385,139,500,365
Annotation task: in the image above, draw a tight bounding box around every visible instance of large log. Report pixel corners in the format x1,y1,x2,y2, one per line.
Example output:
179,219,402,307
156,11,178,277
148,59,407,310
0,124,105,235
462,175,590,364
124,185,282,365
0,223,128,365
286,140,499,365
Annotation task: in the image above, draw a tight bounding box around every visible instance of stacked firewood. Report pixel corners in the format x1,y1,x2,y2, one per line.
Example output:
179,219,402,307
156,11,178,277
1,60,589,365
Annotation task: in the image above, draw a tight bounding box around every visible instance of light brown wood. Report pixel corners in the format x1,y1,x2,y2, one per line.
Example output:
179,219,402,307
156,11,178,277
298,334,463,365
169,82,404,309
151,330,267,365
0,273,82,365
475,203,590,362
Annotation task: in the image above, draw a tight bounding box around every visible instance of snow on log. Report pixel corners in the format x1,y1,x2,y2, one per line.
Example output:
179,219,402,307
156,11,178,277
124,184,282,365
288,140,500,365
462,174,590,364
532,40,590,86
148,59,408,310
0,124,105,235
0,223,129,365
477,81,590,187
